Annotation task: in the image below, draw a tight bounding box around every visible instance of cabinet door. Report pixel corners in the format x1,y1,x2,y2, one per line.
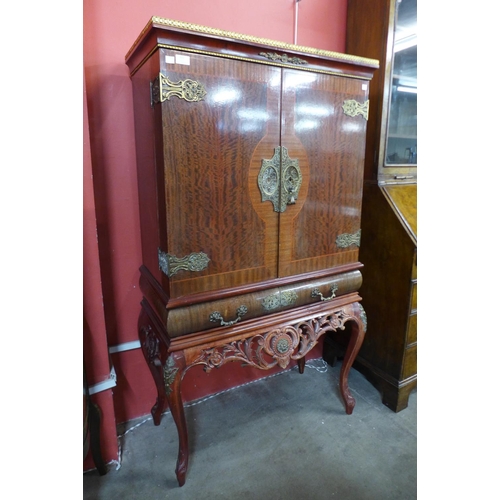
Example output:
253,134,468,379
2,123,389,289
278,69,369,277
159,51,281,298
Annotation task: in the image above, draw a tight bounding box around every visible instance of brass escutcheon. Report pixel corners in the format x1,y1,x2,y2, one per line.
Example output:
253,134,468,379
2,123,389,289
258,146,302,213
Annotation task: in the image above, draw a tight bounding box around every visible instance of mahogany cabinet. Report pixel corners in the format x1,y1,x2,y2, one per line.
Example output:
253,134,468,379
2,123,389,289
126,17,377,486
324,0,417,412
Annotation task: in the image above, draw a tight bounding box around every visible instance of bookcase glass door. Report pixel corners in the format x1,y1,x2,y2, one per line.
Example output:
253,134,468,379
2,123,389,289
385,0,417,166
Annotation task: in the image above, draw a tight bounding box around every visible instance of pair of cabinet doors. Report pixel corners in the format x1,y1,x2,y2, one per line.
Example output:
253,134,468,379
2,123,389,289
150,49,369,299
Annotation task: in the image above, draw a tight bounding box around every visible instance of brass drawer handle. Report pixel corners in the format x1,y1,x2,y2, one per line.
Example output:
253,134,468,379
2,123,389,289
209,305,248,327
311,284,338,302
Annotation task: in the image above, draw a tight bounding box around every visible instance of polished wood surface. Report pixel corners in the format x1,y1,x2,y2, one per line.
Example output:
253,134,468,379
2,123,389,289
133,43,374,300
166,271,363,337
160,53,280,297
279,70,367,277
384,183,417,240
128,18,377,486
338,0,417,413
154,53,371,298
355,182,416,411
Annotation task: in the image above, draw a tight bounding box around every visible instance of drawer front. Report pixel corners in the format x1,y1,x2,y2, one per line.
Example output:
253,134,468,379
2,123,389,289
166,270,363,337
402,343,417,380
407,313,417,345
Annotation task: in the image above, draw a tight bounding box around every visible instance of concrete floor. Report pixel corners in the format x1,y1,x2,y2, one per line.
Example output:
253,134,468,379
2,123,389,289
83,358,417,499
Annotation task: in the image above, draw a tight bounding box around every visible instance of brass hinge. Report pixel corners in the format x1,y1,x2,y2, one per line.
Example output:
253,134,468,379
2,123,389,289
336,229,361,248
158,249,210,277
342,99,369,120
151,73,207,107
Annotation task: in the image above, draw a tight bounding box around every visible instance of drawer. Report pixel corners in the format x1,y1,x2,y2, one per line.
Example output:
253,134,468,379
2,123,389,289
402,343,417,380
410,282,417,312
166,270,363,337
407,313,417,345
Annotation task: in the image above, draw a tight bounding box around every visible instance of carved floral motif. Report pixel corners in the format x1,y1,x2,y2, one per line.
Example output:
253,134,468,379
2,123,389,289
141,325,160,364
193,309,352,371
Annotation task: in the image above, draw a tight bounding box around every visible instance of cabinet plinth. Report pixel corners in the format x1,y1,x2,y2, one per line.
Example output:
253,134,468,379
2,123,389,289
126,17,377,486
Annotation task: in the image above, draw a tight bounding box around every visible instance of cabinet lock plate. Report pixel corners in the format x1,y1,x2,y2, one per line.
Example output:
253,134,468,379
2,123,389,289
258,146,302,213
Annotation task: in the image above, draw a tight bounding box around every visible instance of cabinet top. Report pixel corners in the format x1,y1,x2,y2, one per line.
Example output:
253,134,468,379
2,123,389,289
125,16,379,75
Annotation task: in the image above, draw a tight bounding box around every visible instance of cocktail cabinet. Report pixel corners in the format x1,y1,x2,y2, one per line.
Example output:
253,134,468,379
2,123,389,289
126,17,378,485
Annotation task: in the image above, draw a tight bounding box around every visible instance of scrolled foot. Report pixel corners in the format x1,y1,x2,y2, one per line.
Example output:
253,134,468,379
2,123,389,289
175,452,188,487
343,391,356,415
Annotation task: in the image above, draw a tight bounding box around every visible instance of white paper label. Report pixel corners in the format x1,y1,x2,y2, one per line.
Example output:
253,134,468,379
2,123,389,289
362,84,368,90
175,54,190,66
165,55,175,64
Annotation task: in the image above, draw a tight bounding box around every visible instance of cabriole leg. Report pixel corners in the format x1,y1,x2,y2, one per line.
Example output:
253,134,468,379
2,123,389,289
297,356,306,374
339,303,367,414
138,307,167,426
164,351,189,487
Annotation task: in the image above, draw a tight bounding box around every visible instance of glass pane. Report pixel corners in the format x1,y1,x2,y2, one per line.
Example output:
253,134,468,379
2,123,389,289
385,0,417,166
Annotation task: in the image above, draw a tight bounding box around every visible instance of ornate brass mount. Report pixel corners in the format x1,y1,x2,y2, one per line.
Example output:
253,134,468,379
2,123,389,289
259,52,307,65
312,283,339,302
336,229,361,248
258,146,302,213
163,356,179,395
151,73,207,106
261,290,298,311
158,249,210,277
140,325,178,396
359,304,368,332
209,305,248,327
342,99,369,120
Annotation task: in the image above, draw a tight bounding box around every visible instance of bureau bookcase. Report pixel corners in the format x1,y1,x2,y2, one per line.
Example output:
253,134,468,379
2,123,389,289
329,0,418,412
126,17,378,486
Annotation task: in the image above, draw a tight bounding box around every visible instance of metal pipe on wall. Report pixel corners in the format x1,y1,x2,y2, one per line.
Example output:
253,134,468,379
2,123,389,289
294,0,301,45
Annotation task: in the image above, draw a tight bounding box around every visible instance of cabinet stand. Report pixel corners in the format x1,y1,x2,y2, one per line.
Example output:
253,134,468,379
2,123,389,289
139,294,366,487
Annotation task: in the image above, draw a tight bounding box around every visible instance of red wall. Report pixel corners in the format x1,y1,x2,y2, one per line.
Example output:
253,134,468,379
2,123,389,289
83,0,347,469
